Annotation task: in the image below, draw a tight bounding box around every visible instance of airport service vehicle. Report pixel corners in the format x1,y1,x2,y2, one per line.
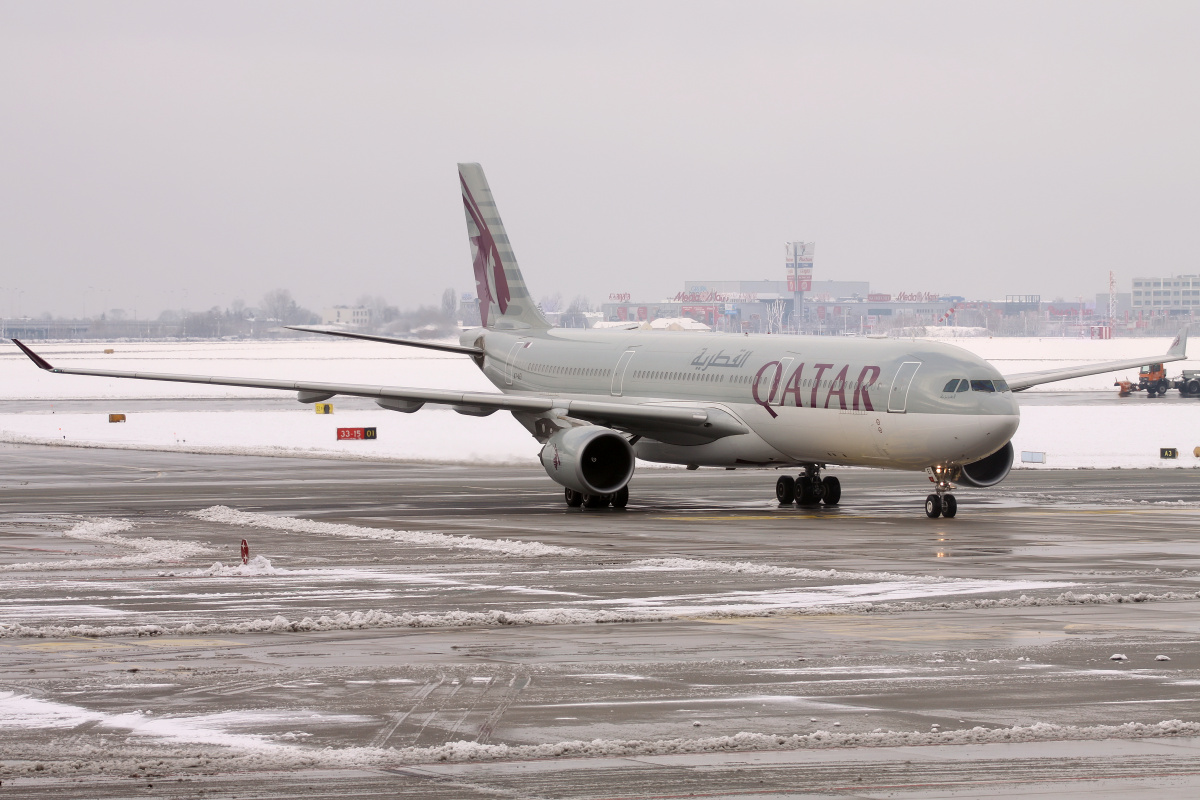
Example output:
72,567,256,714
1175,370,1200,397
10,164,1192,518
1115,366,1200,397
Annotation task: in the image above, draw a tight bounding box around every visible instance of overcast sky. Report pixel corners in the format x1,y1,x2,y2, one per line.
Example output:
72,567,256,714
3,1,1198,319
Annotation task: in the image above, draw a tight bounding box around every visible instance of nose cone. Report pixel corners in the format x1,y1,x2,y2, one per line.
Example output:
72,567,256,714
982,410,1020,451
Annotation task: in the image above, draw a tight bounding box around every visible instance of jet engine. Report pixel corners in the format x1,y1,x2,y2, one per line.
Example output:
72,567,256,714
538,426,635,496
955,441,1014,488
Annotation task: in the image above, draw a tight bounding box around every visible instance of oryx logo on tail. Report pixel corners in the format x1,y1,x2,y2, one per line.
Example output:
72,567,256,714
461,175,511,328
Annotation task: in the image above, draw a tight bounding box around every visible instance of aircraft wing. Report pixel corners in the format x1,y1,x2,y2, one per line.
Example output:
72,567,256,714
9,339,747,443
1003,327,1189,391
283,326,482,355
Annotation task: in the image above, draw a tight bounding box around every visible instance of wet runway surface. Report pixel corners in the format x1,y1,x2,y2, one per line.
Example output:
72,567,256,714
3,444,1200,797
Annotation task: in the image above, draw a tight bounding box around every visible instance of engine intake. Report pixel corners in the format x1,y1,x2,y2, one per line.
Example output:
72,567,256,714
955,441,1014,488
539,427,635,495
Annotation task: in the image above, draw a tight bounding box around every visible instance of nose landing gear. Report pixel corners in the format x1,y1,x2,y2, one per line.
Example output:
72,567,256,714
776,465,840,508
925,472,957,519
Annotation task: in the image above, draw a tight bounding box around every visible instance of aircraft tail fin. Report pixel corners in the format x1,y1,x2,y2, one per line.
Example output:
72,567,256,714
1167,326,1189,358
458,163,551,330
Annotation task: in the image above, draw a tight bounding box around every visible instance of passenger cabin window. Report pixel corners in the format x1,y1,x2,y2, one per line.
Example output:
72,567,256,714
970,379,996,393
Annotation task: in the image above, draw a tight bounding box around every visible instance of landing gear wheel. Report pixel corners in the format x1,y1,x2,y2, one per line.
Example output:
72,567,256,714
925,494,943,519
611,486,629,509
583,493,609,508
776,476,796,505
564,488,583,508
797,480,817,506
821,476,841,506
942,494,957,518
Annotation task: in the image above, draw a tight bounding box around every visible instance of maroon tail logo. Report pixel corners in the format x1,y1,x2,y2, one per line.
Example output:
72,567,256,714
461,176,511,327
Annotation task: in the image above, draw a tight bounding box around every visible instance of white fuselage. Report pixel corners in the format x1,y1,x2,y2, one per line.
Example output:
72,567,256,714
463,327,1020,472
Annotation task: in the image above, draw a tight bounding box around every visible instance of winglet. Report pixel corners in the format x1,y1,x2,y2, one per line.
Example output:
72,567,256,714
11,339,55,371
1167,327,1189,358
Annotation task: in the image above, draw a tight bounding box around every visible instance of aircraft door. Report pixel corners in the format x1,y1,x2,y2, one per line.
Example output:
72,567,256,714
611,350,636,396
504,340,527,386
887,361,922,413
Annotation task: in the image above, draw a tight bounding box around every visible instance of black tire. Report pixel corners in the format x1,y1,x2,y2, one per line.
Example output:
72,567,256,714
797,480,818,506
564,488,583,507
611,486,629,508
1160,379,1172,394
1147,388,1158,397
776,475,796,505
582,493,609,508
925,494,942,519
942,494,957,518
821,476,841,506
1187,379,1200,397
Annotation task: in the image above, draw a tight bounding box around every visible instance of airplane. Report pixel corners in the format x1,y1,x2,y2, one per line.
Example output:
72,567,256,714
10,163,1191,518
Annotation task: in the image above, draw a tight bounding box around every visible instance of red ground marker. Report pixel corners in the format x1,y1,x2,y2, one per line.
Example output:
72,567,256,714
240,538,249,565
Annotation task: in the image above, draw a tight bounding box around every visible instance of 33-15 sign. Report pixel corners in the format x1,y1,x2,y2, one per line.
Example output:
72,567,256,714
337,427,377,440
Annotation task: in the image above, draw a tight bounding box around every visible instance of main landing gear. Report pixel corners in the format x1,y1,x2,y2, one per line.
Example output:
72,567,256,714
775,464,840,508
925,474,958,519
564,486,629,509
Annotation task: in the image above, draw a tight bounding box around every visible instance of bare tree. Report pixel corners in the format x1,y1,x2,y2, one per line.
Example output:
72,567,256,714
561,295,592,328
260,288,319,325
441,288,457,320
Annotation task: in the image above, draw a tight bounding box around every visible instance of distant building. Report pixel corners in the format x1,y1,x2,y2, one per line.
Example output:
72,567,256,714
322,306,372,327
1094,293,1132,319
1131,275,1200,313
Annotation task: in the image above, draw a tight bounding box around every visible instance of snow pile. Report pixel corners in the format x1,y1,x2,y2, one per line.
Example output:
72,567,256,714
394,719,1200,765
0,518,210,571
186,505,581,557
5,696,1200,777
904,326,989,338
0,691,334,751
631,557,974,585
193,555,283,577
0,608,661,640
11,587,1191,641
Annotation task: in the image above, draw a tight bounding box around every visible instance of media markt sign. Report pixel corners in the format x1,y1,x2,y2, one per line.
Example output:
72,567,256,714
786,242,814,292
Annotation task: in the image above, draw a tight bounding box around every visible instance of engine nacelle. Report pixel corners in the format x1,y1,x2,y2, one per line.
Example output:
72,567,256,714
955,441,1014,488
539,427,635,495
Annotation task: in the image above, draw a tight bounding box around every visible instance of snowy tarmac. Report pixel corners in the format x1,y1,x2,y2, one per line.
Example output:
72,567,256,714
3,445,1200,797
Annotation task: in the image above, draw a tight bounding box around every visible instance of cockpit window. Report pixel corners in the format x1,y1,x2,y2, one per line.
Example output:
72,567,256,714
943,379,959,393
993,379,1010,392
956,379,968,392
970,379,996,393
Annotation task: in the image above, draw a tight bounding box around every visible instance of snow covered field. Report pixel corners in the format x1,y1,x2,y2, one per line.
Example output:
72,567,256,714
1,336,1197,469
